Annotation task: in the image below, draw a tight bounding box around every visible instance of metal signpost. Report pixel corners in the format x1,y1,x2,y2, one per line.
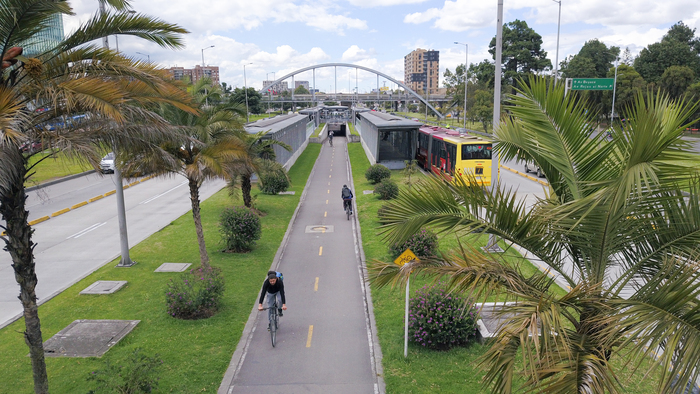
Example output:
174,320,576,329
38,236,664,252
394,248,418,358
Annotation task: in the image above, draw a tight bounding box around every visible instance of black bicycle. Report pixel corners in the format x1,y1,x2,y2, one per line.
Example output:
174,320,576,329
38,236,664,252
329,137,333,147
343,198,353,220
262,299,281,347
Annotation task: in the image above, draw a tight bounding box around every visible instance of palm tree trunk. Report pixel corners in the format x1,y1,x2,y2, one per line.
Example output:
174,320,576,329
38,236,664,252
0,154,49,394
242,175,252,208
188,178,209,268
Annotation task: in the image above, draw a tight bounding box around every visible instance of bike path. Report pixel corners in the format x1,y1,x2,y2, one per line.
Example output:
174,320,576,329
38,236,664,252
219,138,383,394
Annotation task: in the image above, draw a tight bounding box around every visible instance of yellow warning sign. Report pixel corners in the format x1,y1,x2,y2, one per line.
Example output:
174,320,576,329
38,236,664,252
394,248,418,267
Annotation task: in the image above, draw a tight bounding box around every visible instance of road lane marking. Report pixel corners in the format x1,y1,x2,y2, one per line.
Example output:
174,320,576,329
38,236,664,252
324,211,327,217
306,325,314,347
315,277,319,291
326,200,328,204
319,246,323,255
140,181,188,204
328,182,330,185
327,190,329,194
329,175,331,178
68,222,107,239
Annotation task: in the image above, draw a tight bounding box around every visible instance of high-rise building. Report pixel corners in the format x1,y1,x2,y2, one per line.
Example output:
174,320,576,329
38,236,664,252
263,80,289,94
23,14,64,56
404,49,439,95
294,81,310,91
166,65,220,85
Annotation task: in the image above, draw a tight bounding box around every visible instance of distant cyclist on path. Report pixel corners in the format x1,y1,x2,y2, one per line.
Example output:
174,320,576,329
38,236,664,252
258,271,287,317
328,130,334,146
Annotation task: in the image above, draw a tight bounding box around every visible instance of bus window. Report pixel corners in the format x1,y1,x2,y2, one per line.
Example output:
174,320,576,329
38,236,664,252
461,144,492,160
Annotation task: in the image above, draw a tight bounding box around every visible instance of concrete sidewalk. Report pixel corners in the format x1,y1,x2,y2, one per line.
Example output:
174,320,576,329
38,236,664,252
219,138,384,394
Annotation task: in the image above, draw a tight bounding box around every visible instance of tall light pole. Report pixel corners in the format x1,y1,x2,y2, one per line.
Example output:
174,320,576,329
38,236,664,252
455,42,469,129
201,45,214,66
552,0,561,82
115,10,136,53
611,59,619,123
485,0,504,253
99,2,134,266
136,52,150,62
243,63,252,123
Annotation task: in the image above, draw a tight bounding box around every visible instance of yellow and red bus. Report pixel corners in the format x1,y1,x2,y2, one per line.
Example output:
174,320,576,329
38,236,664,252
417,126,494,186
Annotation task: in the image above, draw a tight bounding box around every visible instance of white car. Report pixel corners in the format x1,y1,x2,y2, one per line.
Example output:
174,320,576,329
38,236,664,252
524,161,544,178
100,152,115,174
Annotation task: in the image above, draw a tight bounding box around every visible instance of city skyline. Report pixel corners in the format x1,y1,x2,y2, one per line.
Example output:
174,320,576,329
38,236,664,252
62,0,700,93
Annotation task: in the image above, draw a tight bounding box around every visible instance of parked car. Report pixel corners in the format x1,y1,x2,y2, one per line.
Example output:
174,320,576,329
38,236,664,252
100,152,115,174
20,141,43,153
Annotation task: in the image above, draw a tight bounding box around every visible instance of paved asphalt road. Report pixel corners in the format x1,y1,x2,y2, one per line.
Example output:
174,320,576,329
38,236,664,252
0,174,225,328
220,137,381,394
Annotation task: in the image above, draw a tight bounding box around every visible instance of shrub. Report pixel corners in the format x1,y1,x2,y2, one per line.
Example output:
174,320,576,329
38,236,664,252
219,206,262,252
87,348,162,393
374,179,399,200
389,228,438,258
409,283,479,350
258,168,290,195
165,266,225,320
365,164,391,184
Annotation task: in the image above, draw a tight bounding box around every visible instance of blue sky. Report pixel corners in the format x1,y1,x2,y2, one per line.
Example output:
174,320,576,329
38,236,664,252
64,0,700,93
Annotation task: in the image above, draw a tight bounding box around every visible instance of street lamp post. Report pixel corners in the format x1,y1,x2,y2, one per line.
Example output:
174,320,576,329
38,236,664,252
115,10,136,53
552,0,561,82
136,52,150,62
243,63,252,123
201,45,214,66
455,42,469,129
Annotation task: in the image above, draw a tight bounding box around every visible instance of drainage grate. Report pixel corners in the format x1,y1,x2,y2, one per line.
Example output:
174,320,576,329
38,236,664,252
304,225,334,233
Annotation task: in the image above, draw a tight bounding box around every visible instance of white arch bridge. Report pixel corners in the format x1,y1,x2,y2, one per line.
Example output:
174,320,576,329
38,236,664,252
260,63,444,119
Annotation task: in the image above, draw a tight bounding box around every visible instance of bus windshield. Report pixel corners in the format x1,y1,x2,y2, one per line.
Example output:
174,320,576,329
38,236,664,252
461,144,492,160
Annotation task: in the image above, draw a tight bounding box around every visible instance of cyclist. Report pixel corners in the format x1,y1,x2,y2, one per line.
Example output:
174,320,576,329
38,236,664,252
258,271,286,321
341,184,354,215
328,130,334,146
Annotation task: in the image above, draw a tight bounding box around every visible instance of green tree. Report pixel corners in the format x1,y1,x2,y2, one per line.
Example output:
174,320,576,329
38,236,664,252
225,132,290,208
136,78,246,268
0,1,191,393
471,89,493,132
230,87,263,114
468,60,496,89
601,64,647,120
370,77,700,394
294,85,310,94
634,23,700,83
660,65,696,100
443,64,474,123
488,19,551,88
560,39,619,79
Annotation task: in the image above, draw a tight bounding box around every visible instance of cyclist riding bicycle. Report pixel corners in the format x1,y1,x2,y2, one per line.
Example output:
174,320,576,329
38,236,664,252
258,271,286,318
328,130,334,146
341,184,354,214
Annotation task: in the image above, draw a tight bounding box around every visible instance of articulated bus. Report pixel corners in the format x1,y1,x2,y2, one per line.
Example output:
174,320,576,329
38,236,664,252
416,126,495,186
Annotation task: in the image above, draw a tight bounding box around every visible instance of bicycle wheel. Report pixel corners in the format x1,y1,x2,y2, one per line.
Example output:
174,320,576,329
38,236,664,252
346,205,350,220
270,307,277,347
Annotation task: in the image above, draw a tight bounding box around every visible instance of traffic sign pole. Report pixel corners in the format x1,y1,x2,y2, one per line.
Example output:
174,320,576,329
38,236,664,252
404,275,410,358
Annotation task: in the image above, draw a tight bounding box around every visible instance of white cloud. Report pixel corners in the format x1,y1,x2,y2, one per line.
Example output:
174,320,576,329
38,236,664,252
341,45,374,61
347,0,429,7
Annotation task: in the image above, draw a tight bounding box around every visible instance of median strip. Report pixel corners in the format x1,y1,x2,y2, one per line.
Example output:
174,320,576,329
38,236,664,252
28,216,50,226
88,195,104,203
51,208,71,217
71,201,88,210
502,165,549,186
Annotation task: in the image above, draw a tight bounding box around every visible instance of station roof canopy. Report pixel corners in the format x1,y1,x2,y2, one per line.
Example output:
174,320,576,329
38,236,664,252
244,113,308,135
359,111,420,130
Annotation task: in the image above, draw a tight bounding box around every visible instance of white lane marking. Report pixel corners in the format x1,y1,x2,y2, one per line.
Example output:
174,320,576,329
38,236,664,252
67,222,107,239
140,181,188,204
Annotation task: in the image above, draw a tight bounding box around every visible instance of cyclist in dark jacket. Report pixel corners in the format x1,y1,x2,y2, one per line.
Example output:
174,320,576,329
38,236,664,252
341,184,354,214
258,272,286,316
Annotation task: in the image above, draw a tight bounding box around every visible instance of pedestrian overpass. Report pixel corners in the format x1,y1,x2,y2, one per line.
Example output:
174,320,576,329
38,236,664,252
260,63,444,118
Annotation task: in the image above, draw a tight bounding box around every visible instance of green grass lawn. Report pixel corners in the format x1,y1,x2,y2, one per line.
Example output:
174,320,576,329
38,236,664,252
25,151,93,186
310,123,326,138
0,144,321,394
347,144,661,393
348,122,359,136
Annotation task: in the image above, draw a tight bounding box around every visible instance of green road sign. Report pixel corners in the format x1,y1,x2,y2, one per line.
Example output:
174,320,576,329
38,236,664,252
571,78,614,90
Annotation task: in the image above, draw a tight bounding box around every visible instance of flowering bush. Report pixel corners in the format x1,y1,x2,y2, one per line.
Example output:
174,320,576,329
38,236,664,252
165,266,225,320
219,206,262,252
389,228,438,258
374,179,399,200
87,348,162,393
408,284,479,350
365,164,391,184
258,168,290,195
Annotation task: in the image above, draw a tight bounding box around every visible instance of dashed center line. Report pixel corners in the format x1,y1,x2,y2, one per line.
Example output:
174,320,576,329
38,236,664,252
67,222,107,239
319,246,323,255
314,277,319,291
140,181,187,204
306,325,314,347
324,211,327,217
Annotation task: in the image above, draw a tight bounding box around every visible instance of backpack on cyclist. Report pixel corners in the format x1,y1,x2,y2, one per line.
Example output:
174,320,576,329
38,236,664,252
267,270,283,281
342,188,352,199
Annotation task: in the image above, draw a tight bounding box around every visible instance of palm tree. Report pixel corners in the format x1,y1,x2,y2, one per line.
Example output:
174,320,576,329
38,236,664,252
369,76,700,393
225,130,291,208
0,1,191,392
127,77,247,268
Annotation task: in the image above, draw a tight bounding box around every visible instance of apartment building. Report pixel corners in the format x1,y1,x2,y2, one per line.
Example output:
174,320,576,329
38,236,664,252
166,65,220,85
404,49,440,95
